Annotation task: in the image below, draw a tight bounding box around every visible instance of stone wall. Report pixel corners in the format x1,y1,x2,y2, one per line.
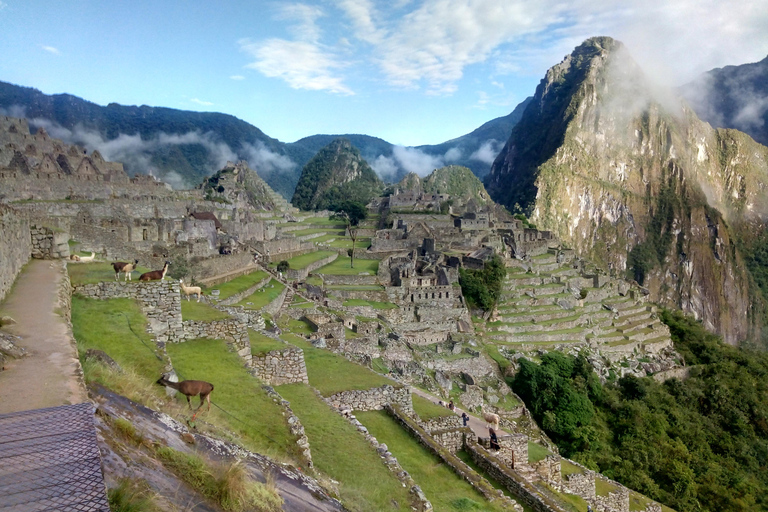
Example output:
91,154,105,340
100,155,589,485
73,280,183,343
251,348,309,385
30,225,70,259
418,414,463,433
464,440,568,512
326,384,412,414
190,252,256,282
261,286,289,316
180,319,251,361
386,405,522,511
0,205,31,303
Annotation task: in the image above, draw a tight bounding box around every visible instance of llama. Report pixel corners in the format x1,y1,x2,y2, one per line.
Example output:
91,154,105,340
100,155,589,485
78,252,96,263
112,259,139,281
139,261,170,281
69,254,80,261
156,375,214,420
179,278,202,302
483,412,500,431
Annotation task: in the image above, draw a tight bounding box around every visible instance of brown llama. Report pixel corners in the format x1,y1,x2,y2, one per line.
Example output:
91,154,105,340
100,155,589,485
139,261,170,281
156,375,214,420
112,259,139,281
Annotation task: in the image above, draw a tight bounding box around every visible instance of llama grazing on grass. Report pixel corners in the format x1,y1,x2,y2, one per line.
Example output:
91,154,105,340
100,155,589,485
112,259,139,281
139,261,170,281
179,278,202,302
78,252,96,263
483,412,500,431
156,375,214,420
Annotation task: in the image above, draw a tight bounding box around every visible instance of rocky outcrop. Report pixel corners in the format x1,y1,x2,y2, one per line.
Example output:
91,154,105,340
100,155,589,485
485,37,768,345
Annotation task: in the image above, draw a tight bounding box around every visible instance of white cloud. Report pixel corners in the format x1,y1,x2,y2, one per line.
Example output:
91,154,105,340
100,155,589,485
444,147,462,162
241,38,353,94
371,154,399,180
470,139,502,164
241,141,297,175
238,3,353,95
229,75,245,80
26,117,240,189
190,98,214,106
392,146,443,176
41,45,60,55
249,0,768,98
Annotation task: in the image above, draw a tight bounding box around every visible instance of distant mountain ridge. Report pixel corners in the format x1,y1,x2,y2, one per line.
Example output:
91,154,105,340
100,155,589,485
680,55,768,146
0,80,527,198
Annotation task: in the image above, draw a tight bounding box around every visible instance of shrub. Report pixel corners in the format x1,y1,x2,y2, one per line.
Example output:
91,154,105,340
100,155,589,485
276,260,289,272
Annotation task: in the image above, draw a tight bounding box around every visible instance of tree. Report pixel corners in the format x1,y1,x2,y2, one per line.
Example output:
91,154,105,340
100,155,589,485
330,201,367,268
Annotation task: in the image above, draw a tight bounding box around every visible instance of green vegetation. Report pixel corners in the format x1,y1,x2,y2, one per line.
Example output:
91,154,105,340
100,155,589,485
166,338,300,460
249,329,287,355
318,257,379,276
281,250,336,270
68,262,150,286
527,441,553,463
459,255,506,311
289,337,392,395
412,394,454,420
107,478,160,512
209,270,268,300
181,299,230,322
511,309,768,511
291,138,384,210
155,447,283,512
357,410,509,512
235,279,285,309
277,384,411,511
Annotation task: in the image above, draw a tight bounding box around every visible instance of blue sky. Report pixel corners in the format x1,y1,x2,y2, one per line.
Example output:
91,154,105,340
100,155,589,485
1,0,767,147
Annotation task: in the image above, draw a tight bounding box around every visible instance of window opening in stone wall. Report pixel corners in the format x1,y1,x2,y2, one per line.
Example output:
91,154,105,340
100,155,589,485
143,228,148,240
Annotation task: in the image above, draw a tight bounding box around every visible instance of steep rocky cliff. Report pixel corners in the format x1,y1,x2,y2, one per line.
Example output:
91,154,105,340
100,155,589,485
291,138,384,210
485,37,768,345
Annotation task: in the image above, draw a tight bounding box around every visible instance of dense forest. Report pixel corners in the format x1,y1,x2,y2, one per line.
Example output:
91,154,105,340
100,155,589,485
512,310,768,512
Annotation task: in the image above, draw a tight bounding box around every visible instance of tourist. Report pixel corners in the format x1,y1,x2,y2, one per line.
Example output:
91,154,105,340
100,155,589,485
462,412,469,426
489,428,500,450
448,400,455,411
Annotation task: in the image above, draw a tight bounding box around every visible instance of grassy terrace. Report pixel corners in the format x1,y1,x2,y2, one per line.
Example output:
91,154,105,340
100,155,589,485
248,329,287,355
207,270,268,300
412,394,455,420
288,336,391,396
291,227,346,236
68,262,152,286
180,300,230,322
281,250,336,270
357,410,510,512
527,441,553,463
166,337,301,461
277,385,411,511
327,284,384,291
234,279,285,309
317,257,379,275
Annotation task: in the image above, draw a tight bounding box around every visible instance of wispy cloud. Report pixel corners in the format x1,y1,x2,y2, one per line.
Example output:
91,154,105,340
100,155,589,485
246,0,768,98
239,3,352,95
41,45,60,55
190,98,214,106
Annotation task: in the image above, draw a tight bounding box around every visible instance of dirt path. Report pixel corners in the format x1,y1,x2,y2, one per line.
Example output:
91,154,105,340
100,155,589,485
0,259,87,414
410,386,509,438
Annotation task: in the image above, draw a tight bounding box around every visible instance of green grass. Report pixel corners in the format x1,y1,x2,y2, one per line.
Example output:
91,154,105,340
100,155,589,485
356,410,510,512
317,257,379,276
292,228,345,236
595,478,618,497
278,317,315,336
282,250,337,270
234,280,285,309
289,337,392,396
561,459,584,477
293,217,346,227
181,300,230,322
342,299,397,309
209,270,268,300
277,384,412,511
68,262,151,286
328,238,372,249
327,284,384,291
249,329,288,355
412,394,454,421
166,338,301,461
72,296,165,383
527,441,553,463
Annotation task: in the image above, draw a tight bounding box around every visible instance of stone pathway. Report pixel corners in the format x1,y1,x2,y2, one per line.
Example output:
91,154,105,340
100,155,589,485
0,259,87,414
409,386,509,438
